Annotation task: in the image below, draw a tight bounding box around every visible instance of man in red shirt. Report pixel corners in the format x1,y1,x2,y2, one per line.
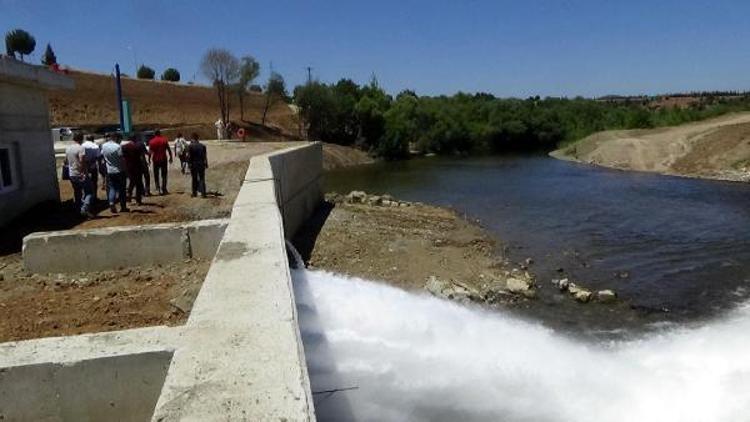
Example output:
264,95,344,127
148,130,173,195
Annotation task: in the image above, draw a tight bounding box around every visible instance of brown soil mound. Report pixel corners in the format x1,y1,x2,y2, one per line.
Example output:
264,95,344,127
49,69,300,136
552,112,750,181
0,255,209,342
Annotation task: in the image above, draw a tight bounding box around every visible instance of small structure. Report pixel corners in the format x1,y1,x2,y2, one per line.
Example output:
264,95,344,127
0,57,74,227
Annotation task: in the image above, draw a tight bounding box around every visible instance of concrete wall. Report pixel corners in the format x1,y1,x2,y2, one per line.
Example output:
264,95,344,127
267,142,324,238
0,351,173,422
23,219,228,273
0,58,73,227
153,143,321,421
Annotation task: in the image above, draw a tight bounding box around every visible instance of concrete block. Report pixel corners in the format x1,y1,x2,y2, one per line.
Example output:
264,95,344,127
23,219,227,273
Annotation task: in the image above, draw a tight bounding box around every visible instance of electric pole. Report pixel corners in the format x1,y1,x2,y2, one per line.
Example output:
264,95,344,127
306,66,312,84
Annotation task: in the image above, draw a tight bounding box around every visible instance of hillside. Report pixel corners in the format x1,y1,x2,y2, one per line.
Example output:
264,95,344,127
48,69,301,138
551,112,750,182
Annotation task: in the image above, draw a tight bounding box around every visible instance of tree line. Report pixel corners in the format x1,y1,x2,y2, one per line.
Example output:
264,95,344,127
293,78,750,159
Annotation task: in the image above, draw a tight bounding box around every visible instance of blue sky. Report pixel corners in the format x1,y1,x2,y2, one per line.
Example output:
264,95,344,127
2,0,749,97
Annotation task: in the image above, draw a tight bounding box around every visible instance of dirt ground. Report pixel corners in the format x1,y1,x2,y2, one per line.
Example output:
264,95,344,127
552,112,750,181
0,255,209,342
295,195,514,294
49,70,300,137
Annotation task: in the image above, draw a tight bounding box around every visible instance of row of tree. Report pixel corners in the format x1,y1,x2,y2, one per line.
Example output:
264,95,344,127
292,79,750,159
4,28,58,65
136,65,181,82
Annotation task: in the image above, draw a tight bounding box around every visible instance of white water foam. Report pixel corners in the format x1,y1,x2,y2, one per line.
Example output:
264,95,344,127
293,268,750,422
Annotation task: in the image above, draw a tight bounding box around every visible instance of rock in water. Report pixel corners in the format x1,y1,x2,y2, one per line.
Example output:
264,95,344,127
568,283,592,303
596,289,617,303
506,276,536,298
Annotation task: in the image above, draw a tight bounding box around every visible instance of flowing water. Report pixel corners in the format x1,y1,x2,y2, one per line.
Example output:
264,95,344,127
291,155,750,421
325,155,750,330
294,268,750,422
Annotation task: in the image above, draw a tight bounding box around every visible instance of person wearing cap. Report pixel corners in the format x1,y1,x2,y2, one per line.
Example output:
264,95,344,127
148,130,173,195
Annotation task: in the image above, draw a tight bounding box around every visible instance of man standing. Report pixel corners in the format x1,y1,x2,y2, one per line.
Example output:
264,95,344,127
174,132,189,174
148,130,173,195
81,134,101,204
187,133,208,198
122,134,145,205
101,133,129,213
64,133,93,217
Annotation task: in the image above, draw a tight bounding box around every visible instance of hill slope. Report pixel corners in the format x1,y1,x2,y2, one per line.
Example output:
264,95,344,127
48,70,300,136
551,113,750,182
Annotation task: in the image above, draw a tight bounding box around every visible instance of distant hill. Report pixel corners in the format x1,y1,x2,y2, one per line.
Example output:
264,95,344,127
48,69,300,138
551,112,750,182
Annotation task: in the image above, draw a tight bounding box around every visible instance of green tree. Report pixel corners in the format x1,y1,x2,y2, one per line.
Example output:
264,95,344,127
261,71,288,125
41,43,57,65
5,29,36,61
137,65,155,79
236,56,260,122
161,68,180,82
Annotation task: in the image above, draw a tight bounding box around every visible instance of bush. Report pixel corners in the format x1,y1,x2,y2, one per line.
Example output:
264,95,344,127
161,68,180,82
137,65,155,79
5,28,36,61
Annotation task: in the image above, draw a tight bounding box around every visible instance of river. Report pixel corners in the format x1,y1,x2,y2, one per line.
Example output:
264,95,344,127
324,155,750,333
294,155,750,421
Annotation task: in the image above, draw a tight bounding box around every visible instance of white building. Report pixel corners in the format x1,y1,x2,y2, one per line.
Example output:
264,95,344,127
0,58,74,227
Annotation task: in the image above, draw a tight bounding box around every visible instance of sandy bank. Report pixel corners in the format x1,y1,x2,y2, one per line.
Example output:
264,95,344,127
551,112,750,182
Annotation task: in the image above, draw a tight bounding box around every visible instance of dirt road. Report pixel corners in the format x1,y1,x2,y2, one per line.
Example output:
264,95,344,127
551,112,750,181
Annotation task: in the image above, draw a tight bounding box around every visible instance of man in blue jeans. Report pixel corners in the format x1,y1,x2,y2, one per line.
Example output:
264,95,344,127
101,133,129,213
64,133,94,217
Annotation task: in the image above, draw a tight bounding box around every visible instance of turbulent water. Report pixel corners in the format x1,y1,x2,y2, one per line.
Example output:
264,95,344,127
294,268,750,422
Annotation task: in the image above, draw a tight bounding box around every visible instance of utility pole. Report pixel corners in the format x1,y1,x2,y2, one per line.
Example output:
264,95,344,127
306,66,312,84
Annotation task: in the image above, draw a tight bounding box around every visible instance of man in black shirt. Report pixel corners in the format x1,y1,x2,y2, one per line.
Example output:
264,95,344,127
186,133,208,198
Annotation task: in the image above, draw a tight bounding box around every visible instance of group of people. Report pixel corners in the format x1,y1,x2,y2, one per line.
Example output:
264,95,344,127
64,130,209,217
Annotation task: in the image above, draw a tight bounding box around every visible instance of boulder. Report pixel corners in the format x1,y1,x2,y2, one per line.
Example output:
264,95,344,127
568,283,592,303
424,276,483,303
366,195,383,206
551,278,570,292
346,191,367,204
596,289,617,303
506,276,536,298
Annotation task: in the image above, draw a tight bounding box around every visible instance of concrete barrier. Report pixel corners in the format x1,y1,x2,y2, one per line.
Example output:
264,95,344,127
1,143,322,421
23,219,228,273
152,143,319,421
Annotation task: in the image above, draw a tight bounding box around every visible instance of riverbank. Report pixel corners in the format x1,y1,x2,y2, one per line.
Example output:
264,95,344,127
298,192,609,308
551,112,750,182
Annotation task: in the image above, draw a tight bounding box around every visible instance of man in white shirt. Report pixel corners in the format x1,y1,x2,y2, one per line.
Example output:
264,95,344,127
174,133,189,174
81,134,101,203
64,133,93,217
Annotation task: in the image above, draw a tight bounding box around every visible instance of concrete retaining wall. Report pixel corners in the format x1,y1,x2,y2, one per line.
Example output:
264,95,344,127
152,143,320,421
23,219,228,273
